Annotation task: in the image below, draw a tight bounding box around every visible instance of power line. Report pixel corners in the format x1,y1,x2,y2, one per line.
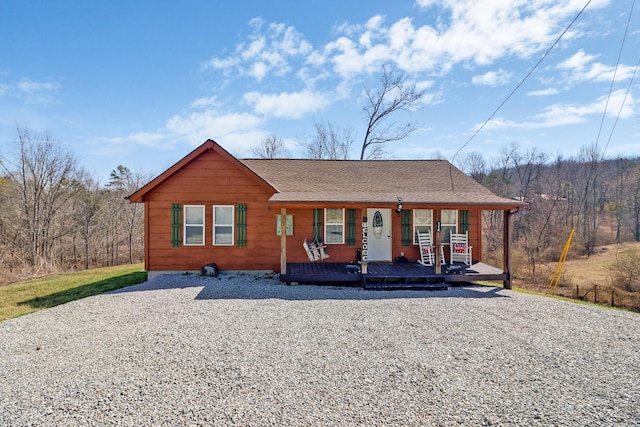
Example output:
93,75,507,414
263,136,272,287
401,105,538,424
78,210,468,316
599,0,636,160
450,0,594,163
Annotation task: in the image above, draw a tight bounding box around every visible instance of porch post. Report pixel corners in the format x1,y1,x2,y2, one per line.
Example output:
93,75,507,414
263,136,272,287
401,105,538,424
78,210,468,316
280,208,287,275
434,208,442,274
503,209,513,289
361,214,368,275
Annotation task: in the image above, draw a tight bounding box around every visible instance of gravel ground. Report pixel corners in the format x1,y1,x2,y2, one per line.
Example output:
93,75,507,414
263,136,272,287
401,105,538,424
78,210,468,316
1,273,639,426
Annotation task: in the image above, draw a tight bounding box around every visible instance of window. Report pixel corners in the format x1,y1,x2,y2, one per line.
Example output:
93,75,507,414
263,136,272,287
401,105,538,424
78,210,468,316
413,209,432,244
324,208,344,244
184,205,205,246
441,209,458,243
276,214,293,236
213,205,234,245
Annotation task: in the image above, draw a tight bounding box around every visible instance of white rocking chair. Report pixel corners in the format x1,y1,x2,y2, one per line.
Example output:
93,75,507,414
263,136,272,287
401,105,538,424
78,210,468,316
303,238,329,262
449,231,472,266
417,231,445,267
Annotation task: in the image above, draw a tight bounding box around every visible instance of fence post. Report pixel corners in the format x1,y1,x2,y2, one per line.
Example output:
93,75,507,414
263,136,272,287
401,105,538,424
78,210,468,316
611,288,615,307
594,285,598,304
576,284,579,299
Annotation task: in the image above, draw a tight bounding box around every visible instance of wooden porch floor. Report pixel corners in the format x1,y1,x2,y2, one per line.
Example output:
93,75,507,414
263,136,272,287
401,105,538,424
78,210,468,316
279,261,507,290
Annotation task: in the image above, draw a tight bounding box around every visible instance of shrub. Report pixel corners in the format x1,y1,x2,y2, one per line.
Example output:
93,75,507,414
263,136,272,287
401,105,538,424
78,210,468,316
609,248,640,293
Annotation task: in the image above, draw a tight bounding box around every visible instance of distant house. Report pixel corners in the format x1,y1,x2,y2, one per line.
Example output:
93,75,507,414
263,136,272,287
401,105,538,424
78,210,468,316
128,140,525,287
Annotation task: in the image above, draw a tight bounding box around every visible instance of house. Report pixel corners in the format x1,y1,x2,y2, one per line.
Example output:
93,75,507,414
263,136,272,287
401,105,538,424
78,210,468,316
128,140,526,287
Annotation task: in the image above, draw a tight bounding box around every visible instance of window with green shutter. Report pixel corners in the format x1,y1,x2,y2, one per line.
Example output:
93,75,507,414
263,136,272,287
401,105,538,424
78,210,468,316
236,203,247,247
313,208,322,241
401,209,412,246
460,210,469,234
171,203,181,247
346,208,357,245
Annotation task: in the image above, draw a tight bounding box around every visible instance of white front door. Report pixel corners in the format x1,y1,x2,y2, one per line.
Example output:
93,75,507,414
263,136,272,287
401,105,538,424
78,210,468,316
366,208,392,262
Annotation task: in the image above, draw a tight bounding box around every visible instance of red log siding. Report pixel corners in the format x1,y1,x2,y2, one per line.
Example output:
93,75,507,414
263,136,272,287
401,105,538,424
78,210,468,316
143,150,282,272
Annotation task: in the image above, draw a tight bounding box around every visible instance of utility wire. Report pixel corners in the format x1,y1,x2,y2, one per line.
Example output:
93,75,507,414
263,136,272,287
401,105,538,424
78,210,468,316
598,0,636,160
450,0,593,163
602,54,640,158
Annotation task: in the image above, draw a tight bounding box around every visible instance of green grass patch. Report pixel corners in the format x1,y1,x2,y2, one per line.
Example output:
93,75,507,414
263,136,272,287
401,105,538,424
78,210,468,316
472,280,628,311
0,264,147,322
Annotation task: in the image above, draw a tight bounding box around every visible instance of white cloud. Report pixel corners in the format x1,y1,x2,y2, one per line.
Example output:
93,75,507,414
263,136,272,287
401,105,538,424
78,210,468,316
536,90,635,123
206,18,312,82
0,78,61,104
527,88,559,97
414,0,438,8
415,79,435,90
243,90,330,119
97,131,171,148
481,89,635,130
472,69,511,86
16,79,59,94
319,0,611,79
166,110,263,144
559,49,638,83
203,1,612,92
91,110,268,158
190,95,219,108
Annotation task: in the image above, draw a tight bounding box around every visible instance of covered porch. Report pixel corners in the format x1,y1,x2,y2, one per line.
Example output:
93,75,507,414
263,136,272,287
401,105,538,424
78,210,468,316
279,261,506,290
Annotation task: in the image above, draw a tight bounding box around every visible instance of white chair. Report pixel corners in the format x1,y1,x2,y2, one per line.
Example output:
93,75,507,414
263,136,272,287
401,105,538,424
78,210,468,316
303,238,329,261
417,231,445,267
449,231,472,265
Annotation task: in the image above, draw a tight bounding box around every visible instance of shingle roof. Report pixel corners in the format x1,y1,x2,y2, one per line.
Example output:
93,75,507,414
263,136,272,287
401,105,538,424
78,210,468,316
240,159,525,208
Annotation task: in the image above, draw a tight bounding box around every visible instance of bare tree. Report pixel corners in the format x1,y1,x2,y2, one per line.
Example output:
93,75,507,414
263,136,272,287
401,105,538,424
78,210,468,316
252,136,289,159
71,174,102,269
455,151,487,183
359,65,425,160
0,128,81,268
108,165,146,264
512,147,549,201
304,122,354,160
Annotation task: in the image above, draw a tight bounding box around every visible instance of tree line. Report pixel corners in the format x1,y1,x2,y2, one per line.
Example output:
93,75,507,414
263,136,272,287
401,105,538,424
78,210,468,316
456,143,640,279
2,128,638,286
0,128,147,285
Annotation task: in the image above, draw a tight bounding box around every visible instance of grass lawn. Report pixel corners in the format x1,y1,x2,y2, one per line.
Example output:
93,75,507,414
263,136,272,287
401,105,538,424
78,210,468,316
0,264,147,322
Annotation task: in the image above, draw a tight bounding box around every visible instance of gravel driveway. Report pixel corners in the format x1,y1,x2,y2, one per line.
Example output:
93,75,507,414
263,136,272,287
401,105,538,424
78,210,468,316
1,273,639,426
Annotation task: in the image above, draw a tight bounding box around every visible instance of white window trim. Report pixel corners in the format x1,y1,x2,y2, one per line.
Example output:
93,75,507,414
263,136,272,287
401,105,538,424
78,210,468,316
324,208,345,244
441,209,459,243
184,205,205,246
413,209,433,245
213,205,235,246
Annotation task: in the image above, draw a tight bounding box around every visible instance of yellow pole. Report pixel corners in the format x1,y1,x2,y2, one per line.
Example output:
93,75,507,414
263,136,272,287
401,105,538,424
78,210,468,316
546,229,574,295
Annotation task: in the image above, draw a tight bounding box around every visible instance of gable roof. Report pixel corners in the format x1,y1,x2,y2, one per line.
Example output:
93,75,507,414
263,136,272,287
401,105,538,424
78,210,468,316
127,140,274,203
240,159,525,209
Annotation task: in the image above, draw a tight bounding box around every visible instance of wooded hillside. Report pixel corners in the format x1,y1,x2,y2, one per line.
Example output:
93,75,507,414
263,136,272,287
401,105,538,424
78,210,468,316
456,143,640,281
0,130,146,285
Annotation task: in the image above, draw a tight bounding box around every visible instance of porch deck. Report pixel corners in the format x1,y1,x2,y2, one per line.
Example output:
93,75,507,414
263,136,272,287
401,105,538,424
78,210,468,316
279,261,507,290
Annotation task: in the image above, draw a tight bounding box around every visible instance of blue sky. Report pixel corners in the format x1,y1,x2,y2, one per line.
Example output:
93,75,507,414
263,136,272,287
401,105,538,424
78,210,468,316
1,0,638,182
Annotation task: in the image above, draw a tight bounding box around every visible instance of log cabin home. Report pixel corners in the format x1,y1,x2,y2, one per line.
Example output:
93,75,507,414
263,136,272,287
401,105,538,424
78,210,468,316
128,139,526,288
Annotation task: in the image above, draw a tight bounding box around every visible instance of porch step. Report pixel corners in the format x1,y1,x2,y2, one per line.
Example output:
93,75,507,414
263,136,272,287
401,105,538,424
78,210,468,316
364,282,448,291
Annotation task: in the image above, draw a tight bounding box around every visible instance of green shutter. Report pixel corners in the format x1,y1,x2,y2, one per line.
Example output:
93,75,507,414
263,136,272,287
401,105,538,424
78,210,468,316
401,209,412,246
236,203,247,247
346,209,357,245
460,210,469,234
313,208,322,241
171,203,181,247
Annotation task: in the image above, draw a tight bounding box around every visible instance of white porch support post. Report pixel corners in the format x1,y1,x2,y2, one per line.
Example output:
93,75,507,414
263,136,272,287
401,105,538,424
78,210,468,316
434,208,442,274
361,213,368,275
503,209,514,289
280,208,287,275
